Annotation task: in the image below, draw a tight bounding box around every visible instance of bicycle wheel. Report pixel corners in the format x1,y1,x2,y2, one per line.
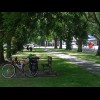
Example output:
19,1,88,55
2,64,15,78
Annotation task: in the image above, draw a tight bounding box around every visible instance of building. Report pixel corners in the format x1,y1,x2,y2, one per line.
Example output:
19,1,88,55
88,35,98,45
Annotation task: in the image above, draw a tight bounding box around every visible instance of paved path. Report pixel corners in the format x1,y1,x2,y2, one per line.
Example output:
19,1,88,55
45,49,100,76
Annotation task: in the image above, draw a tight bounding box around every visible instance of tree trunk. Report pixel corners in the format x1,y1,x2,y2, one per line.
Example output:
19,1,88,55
0,33,4,64
96,40,100,56
0,43,4,64
6,38,12,58
46,41,48,46
65,40,67,50
39,42,41,48
54,37,57,49
45,41,46,48
65,39,72,50
59,38,62,49
77,38,82,52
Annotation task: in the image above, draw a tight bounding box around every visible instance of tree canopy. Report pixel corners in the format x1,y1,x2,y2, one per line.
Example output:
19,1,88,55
0,12,100,64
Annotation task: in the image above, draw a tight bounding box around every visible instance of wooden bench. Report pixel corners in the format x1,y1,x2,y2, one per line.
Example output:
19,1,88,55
41,56,52,72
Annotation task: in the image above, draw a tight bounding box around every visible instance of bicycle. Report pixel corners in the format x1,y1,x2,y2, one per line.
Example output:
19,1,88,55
2,57,39,78
2,63,16,78
2,59,27,78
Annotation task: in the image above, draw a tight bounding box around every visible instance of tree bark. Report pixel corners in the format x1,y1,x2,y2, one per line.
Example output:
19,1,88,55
59,38,62,49
0,33,4,64
65,39,72,50
96,40,100,56
6,37,12,58
0,43,4,64
77,38,82,52
92,35,100,56
54,37,57,49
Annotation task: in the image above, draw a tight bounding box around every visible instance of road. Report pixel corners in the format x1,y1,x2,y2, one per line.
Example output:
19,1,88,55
72,45,98,52
31,45,99,52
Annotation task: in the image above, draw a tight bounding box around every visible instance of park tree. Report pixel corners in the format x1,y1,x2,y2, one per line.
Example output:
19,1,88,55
73,12,88,52
85,12,100,56
12,25,30,52
11,12,36,52
54,20,63,49
55,12,75,50
55,12,88,51
0,31,4,64
48,12,65,49
45,12,65,49
2,12,37,56
62,12,74,50
52,12,64,49
36,12,59,48
0,13,4,64
2,12,23,58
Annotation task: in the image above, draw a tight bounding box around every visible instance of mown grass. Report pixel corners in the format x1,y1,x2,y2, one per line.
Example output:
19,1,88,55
0,48,100,87
49,48,100,64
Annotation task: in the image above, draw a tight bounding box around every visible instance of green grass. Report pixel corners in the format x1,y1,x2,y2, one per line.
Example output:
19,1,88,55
0,48,100,87
49,48,100,64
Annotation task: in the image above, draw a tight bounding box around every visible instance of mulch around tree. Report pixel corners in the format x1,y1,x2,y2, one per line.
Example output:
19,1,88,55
1,60,58,78
13,70,58,78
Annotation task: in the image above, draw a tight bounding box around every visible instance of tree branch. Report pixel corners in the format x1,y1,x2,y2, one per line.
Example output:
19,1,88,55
92,34,100,40
92,12,100,27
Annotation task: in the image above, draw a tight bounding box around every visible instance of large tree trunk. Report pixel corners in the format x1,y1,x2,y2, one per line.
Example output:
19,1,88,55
54,37,57,49
77,38,82,52
0,33,4,64
96,40,100,56
65,39,72,50
6,37,12,58
59,38,62,49
0,43,4,64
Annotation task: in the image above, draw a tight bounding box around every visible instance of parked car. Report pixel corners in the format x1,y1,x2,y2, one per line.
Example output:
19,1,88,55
26,44,34,48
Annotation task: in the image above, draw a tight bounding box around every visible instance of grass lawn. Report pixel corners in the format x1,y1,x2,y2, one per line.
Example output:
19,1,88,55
49,48,100,64
0,48,100,87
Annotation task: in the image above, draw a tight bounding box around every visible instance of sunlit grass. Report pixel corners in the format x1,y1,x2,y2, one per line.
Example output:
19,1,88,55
49,48,100,64
1,48,100,87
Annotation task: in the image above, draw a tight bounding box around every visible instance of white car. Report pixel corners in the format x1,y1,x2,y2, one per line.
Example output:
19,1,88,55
26,44,34,48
